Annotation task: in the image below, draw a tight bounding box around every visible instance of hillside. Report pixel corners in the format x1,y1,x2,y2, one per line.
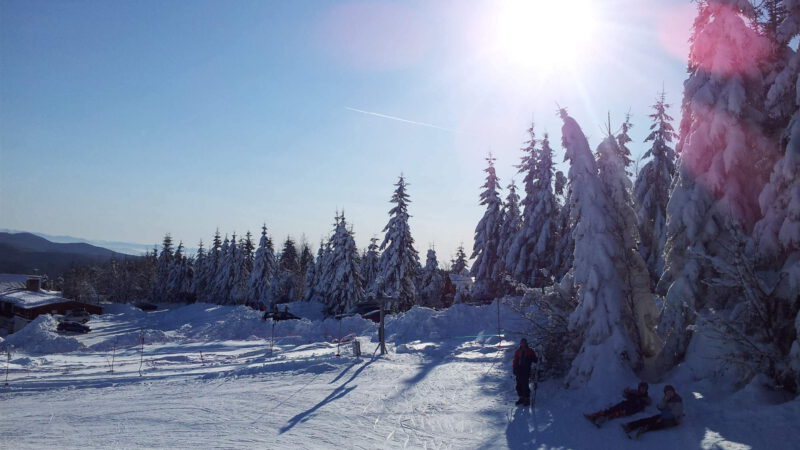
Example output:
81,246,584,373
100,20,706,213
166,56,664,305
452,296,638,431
0,232,136,277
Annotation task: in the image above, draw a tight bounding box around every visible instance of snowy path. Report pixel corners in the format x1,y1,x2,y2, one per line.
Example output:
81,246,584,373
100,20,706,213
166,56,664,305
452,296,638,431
1,303,798,449
3,337,798,449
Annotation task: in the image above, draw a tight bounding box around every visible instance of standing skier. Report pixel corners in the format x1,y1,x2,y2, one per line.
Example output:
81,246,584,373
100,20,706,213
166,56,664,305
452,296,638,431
512,338,538,406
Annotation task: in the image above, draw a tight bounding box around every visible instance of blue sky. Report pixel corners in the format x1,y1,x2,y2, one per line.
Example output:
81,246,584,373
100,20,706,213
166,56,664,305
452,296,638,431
0,0,691,261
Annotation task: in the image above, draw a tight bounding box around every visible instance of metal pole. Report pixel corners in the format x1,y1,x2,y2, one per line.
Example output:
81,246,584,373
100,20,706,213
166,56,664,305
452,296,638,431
4,346,11,386
110,338,117,373
138,330,144,377
379,298,387,355
496,298,501,346
270,320,275,358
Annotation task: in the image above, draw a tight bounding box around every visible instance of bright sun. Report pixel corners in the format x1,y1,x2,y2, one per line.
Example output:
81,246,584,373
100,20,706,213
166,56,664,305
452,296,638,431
491,0,600,70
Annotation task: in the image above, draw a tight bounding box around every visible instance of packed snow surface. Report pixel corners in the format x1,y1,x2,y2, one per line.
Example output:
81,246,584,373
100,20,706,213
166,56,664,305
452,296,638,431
1,301,797,449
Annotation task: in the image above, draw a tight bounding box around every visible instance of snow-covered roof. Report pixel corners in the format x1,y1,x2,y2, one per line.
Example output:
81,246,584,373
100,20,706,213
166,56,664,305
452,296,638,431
0,274,36,284
0,289,71,309
0,274,36,293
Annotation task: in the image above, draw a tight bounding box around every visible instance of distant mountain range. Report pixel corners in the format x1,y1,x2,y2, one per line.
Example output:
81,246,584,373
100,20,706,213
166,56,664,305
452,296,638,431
0,231,139,278
0,228,153,256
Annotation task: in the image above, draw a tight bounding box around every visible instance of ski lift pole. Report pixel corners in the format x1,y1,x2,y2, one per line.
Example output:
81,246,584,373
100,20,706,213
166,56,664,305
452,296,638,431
496,297,502,347
336,316,342,357
379,297,387,355
270,320,275,358
4,345,11,386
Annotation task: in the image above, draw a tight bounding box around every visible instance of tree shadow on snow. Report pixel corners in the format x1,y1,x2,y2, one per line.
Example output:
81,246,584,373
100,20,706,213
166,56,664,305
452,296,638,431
278,358,376,434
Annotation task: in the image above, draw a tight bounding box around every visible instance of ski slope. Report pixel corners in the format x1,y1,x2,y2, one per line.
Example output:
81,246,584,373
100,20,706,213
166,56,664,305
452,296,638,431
1,302,798,449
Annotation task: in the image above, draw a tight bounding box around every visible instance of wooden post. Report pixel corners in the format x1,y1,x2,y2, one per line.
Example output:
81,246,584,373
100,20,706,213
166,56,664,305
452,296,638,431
379,297,387,355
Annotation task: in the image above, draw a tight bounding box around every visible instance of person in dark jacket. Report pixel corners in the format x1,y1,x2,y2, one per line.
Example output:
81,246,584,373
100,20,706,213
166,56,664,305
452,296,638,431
584,382,652,426
512,338,538,406
622,385,684,438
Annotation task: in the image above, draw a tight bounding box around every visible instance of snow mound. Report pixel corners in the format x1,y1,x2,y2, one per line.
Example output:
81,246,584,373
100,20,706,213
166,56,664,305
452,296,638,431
386,302,520,344
285,300,325,321
101,302,147,317
4,315,84,354
89,329,170,351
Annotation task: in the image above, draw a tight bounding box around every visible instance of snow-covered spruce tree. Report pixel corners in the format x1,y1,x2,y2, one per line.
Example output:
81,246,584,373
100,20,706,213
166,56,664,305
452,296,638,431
497,180,522,292
419,248,445,308
211,235,231,304
506,126,559,287
324,213,365,316
552,170,573,281
451,245,469,275
560,109,643,389
306,239,333,304
200,230,224,303
751,0,800,390
166,241,188,302
153,233,174,301
241,232,255,278
218,234,245,304
471,153,504,302
505,124,539,284
377,175,420,311
658,0,774,371
597,120,663,360
633,92,678,290
360,237,381,295
275,237,300,303
298,242,315,301
248,225,276,307
191,241,207,301
529,134,559,285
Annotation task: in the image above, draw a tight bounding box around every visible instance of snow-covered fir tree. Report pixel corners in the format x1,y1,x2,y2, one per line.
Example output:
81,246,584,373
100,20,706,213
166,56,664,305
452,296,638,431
418,248,445,308
166,241,187,301
153,233,174,301
633,92,678,290
377,175,420,311
298,242,315,301
506,126,559,286
275,237,300,303
597,120,662,360
470,153,504,301
191,241,207,300
552,170,573,280
360,237,381,295
658,0,773,371
202,230,224,303
248,225,276,307
751,0,800,390
560,109,642,389
219,234,245,304
305,239,332,304
496,180,521,291
324,213,364,316
451,245,469,275
241,231,255,277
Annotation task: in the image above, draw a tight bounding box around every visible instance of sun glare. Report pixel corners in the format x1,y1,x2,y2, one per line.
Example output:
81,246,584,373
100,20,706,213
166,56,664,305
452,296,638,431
491,0,600,70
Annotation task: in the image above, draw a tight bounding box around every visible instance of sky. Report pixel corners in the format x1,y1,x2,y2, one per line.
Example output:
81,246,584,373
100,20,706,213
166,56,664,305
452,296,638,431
0,0,692,262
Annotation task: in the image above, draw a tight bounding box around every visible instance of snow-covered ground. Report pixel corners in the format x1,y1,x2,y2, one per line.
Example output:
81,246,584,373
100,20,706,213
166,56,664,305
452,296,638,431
1,302,797,449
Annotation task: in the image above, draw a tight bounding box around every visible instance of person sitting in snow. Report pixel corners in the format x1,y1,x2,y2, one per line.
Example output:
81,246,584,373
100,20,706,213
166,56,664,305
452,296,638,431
622,385,684,438
512,338,538,406
584,381,652,426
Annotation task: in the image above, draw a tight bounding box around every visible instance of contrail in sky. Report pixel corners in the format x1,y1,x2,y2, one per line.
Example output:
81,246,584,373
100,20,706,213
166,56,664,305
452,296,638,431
345,107,456,133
